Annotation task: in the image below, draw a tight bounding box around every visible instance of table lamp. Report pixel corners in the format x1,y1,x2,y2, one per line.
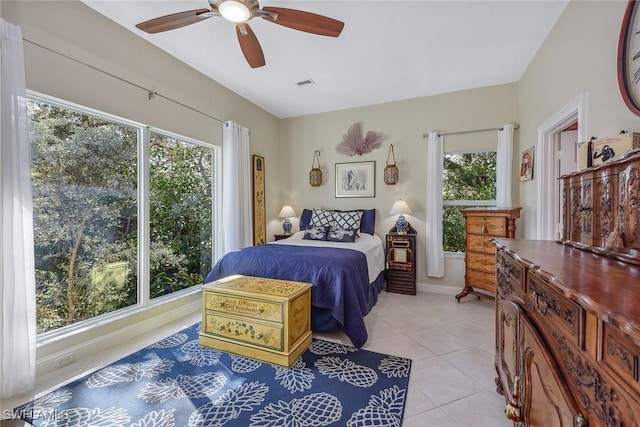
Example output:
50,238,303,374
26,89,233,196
389,199,412,234
278,205,296,235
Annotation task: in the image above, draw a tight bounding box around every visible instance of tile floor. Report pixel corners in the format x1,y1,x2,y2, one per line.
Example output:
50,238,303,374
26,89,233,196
316,291,512,427
2,290,512,427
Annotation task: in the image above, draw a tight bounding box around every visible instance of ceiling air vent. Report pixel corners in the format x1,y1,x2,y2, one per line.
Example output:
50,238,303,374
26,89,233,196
296,79,315,87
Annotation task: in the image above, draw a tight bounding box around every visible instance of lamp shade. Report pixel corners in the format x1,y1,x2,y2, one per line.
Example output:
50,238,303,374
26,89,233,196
389,199,412,216
278,205,296,218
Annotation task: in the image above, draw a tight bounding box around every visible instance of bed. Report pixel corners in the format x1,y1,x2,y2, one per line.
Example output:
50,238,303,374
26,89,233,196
204,208,385,348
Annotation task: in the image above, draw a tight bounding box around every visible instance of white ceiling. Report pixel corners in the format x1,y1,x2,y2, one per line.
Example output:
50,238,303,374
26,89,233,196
82,0,568,119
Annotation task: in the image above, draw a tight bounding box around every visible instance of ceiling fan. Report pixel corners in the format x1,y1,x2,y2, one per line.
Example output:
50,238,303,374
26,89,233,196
135,0,344,69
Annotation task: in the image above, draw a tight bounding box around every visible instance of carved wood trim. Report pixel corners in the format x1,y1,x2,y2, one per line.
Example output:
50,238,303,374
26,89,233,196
554,332,627,426
628,166,640,247
606,334,636,379
529,279,561,316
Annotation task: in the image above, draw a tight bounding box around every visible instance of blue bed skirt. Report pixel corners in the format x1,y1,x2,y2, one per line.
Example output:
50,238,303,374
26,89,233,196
311,271,384,331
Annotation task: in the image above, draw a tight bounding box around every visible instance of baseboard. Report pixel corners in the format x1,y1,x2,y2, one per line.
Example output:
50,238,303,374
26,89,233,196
416,282,460,296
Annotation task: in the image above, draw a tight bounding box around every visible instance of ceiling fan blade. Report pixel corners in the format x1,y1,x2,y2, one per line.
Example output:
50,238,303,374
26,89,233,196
135,9,214,34
236,23,266,68
261,7,344,37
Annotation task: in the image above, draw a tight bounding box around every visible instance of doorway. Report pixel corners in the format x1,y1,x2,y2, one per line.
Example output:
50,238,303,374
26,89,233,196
556,125,578,239
536,93,587,240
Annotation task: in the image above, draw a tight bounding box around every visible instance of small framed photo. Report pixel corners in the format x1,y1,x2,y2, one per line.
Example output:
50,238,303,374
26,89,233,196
335,161,376,198
519,147,534,181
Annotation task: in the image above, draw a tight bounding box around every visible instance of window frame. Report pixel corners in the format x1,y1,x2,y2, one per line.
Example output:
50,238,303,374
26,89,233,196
442,148,497,256
28,91,221,344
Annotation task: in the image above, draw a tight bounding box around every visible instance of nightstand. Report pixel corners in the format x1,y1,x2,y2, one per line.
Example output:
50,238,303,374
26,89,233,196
274,234,292,241
386,232,417,295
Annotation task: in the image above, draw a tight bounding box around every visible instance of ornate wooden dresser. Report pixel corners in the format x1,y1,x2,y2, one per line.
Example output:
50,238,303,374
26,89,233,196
200,275,312,367
559,148,640,261
456,207,521,301
494,240,640,426
495,151,640,425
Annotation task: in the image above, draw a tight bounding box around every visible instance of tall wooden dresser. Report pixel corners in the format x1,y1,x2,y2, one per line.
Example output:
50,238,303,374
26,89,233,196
455,207,521,302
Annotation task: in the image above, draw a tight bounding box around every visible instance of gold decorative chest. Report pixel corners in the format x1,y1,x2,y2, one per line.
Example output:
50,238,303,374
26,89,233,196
199,275,312,367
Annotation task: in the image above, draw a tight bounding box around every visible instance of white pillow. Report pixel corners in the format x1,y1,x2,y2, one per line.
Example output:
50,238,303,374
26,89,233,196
332,210,363,231
310,208,335,227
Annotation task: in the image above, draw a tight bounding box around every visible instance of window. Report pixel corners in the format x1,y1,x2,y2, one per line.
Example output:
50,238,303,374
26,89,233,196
442,151,497,253
149,131,214,299
28,96,217,334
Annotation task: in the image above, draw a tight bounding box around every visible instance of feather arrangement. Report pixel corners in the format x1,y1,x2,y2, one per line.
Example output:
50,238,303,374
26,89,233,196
336,122,385,156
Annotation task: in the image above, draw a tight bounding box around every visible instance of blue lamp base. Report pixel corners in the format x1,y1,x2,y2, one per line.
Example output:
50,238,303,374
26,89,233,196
395,215,408,234
282,218,292,234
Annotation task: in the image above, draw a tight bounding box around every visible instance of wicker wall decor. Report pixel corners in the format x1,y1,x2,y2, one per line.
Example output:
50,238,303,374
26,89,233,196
384,144,399,185
309,150,322,187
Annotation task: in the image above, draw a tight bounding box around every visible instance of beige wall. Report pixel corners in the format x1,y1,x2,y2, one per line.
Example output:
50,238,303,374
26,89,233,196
1,0,282,373
280,83,519,290
2,0,282,224
6,0,632,369
519,0,640,238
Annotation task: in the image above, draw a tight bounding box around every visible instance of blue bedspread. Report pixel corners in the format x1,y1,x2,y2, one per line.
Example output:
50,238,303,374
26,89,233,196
204,244,372,347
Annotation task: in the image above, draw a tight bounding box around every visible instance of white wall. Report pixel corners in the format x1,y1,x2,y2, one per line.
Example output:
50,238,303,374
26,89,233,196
519,0,640,238
280,83,520,290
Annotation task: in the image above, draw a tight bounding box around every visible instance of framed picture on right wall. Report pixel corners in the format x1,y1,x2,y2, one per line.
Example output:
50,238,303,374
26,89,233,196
520,147,534,181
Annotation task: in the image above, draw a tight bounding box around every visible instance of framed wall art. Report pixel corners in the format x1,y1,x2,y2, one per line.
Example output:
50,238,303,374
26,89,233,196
519,147,534,181
335,161,376,198
252,155,266,245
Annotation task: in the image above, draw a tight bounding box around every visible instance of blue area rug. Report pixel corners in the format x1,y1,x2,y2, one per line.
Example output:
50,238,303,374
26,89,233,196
15,322,411,426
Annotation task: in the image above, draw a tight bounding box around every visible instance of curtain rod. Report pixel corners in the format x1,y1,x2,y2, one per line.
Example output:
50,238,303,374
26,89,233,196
22,38,225,124
423,124,520,138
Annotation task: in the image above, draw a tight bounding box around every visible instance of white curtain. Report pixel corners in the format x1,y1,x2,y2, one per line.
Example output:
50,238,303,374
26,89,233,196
1,19,36,398
496,124,515,207
425,131,445,278
222,121,253,253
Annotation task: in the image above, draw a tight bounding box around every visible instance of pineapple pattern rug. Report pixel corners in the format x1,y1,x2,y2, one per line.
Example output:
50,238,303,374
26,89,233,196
15,322,411,426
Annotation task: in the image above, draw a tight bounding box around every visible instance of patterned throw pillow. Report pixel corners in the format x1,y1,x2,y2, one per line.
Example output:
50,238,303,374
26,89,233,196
303,225,328,241
327,226,358,243
332,210,363,231
310,208,335,227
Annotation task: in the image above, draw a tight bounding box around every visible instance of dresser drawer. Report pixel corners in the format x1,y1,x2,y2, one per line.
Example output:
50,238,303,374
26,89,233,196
466,216,507,236
496,250,525,297
466,234,497,254
204,292,283,323
466,270,495,293
526,272,585,349
602,322,640,390
204,311,284,351
465,252,496,274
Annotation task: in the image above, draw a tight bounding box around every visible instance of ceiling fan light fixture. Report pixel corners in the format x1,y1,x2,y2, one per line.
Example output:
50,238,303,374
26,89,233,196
219,0,251,23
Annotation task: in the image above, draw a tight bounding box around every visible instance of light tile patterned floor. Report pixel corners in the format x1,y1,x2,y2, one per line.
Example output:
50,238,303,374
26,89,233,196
2,291,512,427
315,291,513,427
